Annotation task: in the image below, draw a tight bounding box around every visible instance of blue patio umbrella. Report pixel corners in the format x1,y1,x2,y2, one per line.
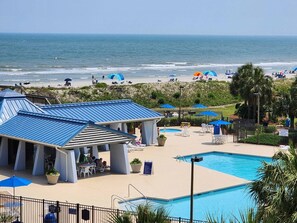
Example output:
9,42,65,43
160,104,176,109
203,70,218,77
0,175,32,196
192,103,207,109
196,110,218,117
209,120,231,125
107,73,125,81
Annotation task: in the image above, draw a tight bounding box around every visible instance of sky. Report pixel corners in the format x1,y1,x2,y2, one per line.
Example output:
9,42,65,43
0,0,297,36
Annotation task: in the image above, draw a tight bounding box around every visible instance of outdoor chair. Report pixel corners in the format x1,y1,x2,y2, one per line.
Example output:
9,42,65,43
79,166,91,178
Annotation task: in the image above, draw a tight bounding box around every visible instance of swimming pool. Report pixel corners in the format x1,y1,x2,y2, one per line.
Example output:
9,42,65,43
160,128,182,133
179,152,272,181
119,185,255,221
119,152,272,220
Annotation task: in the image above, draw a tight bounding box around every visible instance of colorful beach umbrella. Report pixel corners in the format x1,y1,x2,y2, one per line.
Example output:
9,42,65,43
0,175,32,196
192,103,207,109
193,72,203,77
203,71,218,77
209,120,231,125
107,73,125,81
160,104,176,109
196,110,218,117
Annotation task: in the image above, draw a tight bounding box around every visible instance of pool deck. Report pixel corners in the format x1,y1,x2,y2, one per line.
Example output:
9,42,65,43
0,127,278,209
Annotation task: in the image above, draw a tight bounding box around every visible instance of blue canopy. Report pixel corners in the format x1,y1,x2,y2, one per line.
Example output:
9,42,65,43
196,110,218,117
293,67,297,72
160,104,176,109
192,104,207,109
203,71,218,77
209,120,231,125
107,73,125,81
0,175,32,196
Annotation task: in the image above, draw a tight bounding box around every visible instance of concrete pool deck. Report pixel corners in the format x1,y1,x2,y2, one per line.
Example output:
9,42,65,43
0,127,278,209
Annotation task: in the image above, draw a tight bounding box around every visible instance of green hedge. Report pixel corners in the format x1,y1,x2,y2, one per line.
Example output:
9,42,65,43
240,133,286,146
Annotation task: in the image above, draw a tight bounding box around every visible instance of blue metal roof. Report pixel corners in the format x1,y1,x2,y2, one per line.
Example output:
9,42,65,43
0,89,44,125
41,99,163,124
0,111,135,148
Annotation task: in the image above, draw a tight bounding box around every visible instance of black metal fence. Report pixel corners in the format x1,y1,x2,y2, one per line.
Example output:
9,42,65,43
0,194,206,223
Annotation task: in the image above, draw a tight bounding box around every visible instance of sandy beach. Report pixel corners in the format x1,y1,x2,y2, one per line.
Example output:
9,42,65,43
21,72,296,89
0,127,277,209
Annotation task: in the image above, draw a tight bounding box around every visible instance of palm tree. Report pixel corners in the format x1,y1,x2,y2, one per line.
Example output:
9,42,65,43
248,145,297,223
230,63,273,120
109,203,170,223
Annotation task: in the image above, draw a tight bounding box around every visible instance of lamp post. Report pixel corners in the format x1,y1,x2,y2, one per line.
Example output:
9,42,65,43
254,93,260,124
190,156,203,223
178,86,184,125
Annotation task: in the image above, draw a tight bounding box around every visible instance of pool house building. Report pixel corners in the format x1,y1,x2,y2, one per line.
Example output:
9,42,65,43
0,89,163,183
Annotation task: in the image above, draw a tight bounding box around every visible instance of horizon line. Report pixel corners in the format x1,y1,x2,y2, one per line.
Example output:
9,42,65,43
0,32,297,37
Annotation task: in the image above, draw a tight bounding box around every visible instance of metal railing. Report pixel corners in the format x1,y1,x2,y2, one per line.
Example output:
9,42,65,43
0,193,206,223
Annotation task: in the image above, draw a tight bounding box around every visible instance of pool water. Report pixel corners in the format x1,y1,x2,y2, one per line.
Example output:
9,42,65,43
159,128,182,133
181,152,272,181
120,152,272,221
120,185,254,221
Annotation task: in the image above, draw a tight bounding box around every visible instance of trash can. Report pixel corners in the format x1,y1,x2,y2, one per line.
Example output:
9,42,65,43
44,213,57,223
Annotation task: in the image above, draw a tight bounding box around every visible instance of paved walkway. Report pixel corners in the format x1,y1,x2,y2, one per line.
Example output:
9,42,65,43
0,127,277,209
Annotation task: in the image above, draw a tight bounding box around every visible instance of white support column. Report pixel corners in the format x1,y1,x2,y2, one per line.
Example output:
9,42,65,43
14,141,26,171
110,143,130,174
55,149,77,183
91,145,99,159
122,123,128,133
67,150,78,183
0,137,8,166
141,120,158,145
32,145,44,176
74,148,80,163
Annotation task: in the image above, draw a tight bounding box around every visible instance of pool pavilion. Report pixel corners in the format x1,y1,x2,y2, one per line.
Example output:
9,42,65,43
0,89,163,183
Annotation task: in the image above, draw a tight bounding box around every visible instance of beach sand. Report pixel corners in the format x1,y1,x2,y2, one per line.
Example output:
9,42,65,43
27,73,233,88
23,72,296,89
0,127,277,209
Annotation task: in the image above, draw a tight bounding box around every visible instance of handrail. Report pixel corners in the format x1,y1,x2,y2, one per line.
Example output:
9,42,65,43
128,184,147,200
110,194,137,210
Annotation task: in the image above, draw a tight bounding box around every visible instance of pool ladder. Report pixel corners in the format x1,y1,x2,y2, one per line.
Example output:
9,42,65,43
111,184,147,210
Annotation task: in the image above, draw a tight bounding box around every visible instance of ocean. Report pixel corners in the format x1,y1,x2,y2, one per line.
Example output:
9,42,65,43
1,33,297,86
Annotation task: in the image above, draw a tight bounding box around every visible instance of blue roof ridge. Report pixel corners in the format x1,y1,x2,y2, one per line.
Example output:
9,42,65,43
41,99,132,109
18,110,93,125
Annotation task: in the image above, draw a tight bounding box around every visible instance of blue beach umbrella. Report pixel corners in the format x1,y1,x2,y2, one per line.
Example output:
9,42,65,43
209,120,231,125
0,175,32,196
293,67,297,72
203,70,218,77
196,110,218,117
107,73,125,81
192,103,207,109
160,104,176,109
64,78,72,82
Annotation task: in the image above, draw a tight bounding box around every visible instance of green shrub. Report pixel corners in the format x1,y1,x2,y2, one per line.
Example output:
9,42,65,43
263,125,276,133
151,91,157,99
158,98,165,104
95,82,107,88
241,133,281,146
173,92,181,99
194,98,200,104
